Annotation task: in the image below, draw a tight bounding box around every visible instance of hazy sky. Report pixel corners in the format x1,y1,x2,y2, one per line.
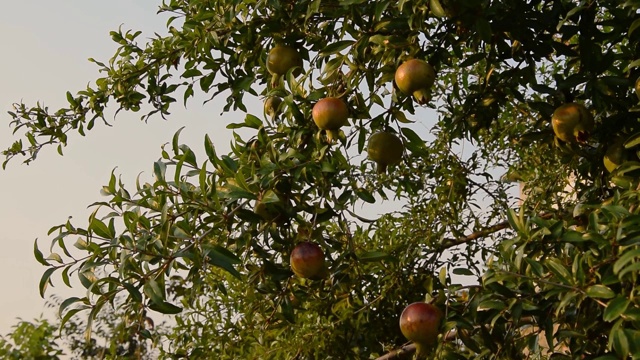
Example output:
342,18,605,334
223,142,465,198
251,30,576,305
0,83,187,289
0,0,438,338
0,1,252,334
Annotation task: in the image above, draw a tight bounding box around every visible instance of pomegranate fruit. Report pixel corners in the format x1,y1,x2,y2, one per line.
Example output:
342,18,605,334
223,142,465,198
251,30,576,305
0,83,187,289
312,97,349,142
267,45,303,77
399,302,443,354
264,96,282,119
395,59,436,105
367,131,404,173
551,103,594,143
290,242,325,279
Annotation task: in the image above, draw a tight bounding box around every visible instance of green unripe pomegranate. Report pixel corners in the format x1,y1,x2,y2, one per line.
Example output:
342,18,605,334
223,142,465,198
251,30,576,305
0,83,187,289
551,103,594,143
267,45,303,76
264,97,283,119
367,132,404,173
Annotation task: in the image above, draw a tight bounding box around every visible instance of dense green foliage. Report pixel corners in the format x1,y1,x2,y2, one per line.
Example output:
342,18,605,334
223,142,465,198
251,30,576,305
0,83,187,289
5,0,640,358
0,296,164,359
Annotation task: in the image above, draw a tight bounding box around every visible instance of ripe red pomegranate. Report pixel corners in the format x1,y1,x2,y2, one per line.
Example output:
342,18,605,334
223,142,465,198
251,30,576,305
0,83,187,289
312,97,349,142
395,59,436,104
399,302,442,354
290,242,325,279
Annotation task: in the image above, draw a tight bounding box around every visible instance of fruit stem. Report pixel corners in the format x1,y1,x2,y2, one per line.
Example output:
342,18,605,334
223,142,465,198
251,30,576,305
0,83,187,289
413,343,429,360
376,163,388,174
326,129,338,143
270,74,281,88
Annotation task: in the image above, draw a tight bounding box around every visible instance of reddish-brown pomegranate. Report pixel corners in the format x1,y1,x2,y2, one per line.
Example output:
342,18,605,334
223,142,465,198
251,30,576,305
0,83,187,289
399,302,443,353
312,97,349,142
290,242,325,279
395,59,436,104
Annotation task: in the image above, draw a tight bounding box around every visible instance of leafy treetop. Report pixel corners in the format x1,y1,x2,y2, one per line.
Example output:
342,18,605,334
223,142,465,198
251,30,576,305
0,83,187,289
6,0,640,358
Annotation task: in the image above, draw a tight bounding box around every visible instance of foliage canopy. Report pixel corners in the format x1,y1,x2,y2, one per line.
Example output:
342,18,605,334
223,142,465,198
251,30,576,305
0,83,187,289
5,0,640,358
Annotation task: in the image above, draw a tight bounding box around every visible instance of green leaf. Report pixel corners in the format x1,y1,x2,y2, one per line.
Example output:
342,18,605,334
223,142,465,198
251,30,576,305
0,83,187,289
90,216,113,239
153,161,167,183
123,283,143,303
34,240,49,266
144,279,165,305
78,270,98,292
319,40,355,56
392,109,414,123
612,326,630,357
506,208,525,234
475,18,492,43
400,127,424,148
355,188,375,203
452,267,474,276
545,258,572,284
39,268,56,298
624,131,640,149
61,266,72,287
149,301,183,314
357,251,390,262
617,262,640,280
58,297,82,317
204,245,242,279
613,248,640,274
244,114,262,129
74,238,88,250
182,68,202,78
524,258,544,277
46,253,63,263
261,190,280,204
604,297,630,322
586,285,616,299
477,299,506,311
562,230,585,243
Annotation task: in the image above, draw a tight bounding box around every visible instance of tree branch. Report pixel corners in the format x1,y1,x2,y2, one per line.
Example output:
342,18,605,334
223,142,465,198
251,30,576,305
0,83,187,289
439,220,510,250
439,212,554,250
375,343,416,360
375,331,458,360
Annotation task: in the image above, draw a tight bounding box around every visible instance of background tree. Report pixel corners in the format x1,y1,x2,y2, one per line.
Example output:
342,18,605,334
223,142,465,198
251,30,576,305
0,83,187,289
0,295,166,360
4,0,640,358
0,317,63,360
